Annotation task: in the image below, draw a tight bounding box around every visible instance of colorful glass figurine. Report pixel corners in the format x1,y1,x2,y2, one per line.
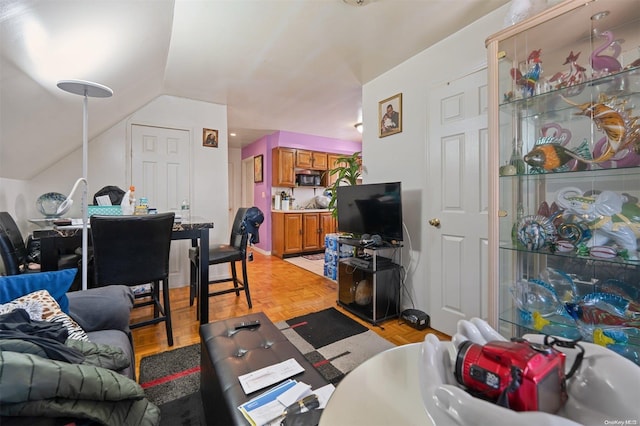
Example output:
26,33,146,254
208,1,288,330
590,30,623,77
555,187,639,259
549,51,586,96
510,49,542,98
563,94,640,163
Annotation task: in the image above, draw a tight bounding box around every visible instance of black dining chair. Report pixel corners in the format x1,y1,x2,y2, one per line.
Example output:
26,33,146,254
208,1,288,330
188,207,264,318
90,212,175,346
0,211,79,275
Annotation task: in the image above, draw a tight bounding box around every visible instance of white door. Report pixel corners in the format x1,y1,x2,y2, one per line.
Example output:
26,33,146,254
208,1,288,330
131,124,191,287
242,156,254,207
426,68,489,336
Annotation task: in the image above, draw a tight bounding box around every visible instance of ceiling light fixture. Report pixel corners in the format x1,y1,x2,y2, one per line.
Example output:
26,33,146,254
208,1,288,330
354,122,363,133
343,0,371,6
591,11,609,21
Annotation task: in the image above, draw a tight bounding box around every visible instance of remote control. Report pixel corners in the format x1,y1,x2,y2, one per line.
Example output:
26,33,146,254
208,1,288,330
234,320,261,330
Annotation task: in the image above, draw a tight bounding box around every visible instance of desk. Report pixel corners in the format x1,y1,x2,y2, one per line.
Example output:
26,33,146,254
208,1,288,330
34,221,216,324
319,343,432,426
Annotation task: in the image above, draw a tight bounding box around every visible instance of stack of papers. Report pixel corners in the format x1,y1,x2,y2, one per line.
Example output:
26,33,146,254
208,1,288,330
236,358,335,426
238,379,334,426
238,358,305,394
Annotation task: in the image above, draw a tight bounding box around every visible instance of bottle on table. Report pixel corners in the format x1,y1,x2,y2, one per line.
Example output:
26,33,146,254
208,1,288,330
121,185,136,215
181,199,191,223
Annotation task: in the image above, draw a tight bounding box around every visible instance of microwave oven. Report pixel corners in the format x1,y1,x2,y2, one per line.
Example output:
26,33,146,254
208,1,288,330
296,174,322,186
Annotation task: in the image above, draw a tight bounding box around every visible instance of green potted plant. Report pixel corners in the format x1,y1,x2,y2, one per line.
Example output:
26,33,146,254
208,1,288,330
325,151,362,218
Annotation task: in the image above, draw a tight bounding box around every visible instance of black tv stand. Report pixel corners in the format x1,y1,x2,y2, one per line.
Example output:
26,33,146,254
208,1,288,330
336,238,402,325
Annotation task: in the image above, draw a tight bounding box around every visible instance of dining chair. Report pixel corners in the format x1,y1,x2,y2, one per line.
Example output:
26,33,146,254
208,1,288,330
0,211,79,275
188,207,264,318
90,212,175,346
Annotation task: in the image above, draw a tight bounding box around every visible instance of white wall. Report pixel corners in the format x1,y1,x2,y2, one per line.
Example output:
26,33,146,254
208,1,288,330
362,5,508,314
28,95,229,243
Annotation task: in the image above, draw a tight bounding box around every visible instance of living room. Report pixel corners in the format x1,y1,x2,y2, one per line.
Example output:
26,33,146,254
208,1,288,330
0,0,512,335
4,0,640,424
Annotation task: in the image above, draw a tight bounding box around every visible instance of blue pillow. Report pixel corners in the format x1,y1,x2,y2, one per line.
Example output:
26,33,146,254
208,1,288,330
0,268,78,313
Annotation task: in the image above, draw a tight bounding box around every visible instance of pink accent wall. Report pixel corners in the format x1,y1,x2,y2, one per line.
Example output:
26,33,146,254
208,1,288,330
241,131,362,253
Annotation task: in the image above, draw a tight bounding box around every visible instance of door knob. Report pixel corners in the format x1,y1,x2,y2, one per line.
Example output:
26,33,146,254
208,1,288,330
429,218,440,227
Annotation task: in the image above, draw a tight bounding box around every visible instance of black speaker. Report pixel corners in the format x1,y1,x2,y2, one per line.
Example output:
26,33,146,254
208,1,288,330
401,309,430,330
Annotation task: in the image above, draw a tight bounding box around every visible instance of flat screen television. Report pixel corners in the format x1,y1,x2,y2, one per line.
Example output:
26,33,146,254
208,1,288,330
336,182,403,242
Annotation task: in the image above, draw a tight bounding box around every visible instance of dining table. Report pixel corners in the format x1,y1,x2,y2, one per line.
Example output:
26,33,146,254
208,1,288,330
33,220,216,323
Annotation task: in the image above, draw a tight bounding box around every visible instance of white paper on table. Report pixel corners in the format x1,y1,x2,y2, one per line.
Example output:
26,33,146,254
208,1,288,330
314,384,335,409
238,379,297,426
276,382,312,407
95,195,112,206
238,358,305,394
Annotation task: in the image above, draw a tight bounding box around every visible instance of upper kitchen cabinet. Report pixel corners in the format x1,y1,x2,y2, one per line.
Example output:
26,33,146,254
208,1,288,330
296,150,328,170
487,0,640,365
273,147,296,187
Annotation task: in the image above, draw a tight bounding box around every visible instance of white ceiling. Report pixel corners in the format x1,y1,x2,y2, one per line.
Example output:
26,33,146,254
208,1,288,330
0,0,510,180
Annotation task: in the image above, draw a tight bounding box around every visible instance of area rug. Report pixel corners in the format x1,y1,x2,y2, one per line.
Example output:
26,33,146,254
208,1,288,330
302,253,325,261
138,344,204,426
275,307,395,384
284,255,325,277
139,308,394,424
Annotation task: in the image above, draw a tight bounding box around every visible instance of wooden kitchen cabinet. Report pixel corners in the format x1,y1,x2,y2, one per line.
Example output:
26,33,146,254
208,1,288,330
272,147,296,187
272,212,303,257
272,211,336,258
325,153,345,186
296,150,328,170
311,152,328,170
324,153,362,186
320,212,336,248
302,213,321,250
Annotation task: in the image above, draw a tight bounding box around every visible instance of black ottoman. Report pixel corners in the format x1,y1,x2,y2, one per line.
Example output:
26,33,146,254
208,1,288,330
200,312,329,426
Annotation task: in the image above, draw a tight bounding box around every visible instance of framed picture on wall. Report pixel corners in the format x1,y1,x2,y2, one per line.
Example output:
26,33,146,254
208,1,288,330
203,128,218,147
378,93,402,138
254,154,264,183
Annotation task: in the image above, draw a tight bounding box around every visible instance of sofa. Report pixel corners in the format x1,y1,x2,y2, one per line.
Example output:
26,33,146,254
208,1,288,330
0,269,160,426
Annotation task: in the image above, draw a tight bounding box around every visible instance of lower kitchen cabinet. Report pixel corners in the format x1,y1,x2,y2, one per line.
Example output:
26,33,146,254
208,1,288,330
272,211,335,258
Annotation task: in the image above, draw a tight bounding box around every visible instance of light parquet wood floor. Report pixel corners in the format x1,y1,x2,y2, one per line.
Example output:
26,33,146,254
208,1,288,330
130,251,450,380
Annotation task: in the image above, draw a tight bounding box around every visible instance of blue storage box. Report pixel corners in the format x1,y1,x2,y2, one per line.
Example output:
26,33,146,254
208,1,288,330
87,205,122,216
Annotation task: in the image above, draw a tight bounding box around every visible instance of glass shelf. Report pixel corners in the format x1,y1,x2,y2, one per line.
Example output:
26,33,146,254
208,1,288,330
489,0,640,366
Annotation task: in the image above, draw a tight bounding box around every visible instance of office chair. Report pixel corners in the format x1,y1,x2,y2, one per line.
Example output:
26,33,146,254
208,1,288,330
188,207,264,318
90,212,175,346
0,211,79,275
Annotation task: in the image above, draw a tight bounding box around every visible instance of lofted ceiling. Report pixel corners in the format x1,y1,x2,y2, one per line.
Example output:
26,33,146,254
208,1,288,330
0,0,510,180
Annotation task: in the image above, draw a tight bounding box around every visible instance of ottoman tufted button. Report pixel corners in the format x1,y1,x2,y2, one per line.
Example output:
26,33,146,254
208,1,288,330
236,348,248,357
262,340,274,349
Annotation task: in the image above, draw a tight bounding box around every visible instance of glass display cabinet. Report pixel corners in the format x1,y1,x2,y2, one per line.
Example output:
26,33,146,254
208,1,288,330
487,0,640,365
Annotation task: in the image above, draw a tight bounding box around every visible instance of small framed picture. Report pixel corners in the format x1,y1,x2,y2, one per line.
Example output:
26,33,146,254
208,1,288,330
203,128,218,147
254,154,264,183
378,93,402,138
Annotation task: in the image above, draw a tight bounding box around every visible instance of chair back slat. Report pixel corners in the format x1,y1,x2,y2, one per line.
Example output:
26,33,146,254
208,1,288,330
230,208,249,254
90,213,175,287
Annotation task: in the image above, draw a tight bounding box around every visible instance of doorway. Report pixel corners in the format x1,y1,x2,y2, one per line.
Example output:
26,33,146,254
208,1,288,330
131,124,191,287
241,156,255,213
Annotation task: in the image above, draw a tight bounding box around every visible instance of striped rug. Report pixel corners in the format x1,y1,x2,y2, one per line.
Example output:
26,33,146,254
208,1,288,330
276,307,395,384
139,308,394,411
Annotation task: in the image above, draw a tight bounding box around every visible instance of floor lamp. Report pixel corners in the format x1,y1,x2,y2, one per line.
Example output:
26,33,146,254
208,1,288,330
56,80,113,291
